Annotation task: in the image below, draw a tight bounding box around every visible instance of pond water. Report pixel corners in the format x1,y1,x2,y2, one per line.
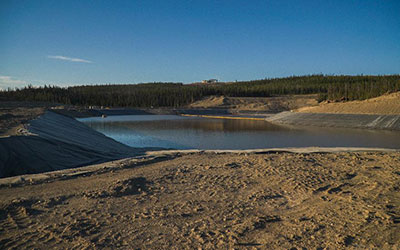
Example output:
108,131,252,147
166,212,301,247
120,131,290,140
78,115,400,150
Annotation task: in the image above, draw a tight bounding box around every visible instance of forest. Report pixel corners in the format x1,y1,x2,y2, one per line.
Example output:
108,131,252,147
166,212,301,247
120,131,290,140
1,75,399,108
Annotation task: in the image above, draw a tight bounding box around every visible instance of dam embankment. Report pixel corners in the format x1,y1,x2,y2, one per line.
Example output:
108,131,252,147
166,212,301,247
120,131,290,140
0,111,142,178
266,112,400,130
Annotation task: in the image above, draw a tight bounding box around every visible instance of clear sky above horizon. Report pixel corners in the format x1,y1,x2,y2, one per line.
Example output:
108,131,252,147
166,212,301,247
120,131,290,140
1,0,399,89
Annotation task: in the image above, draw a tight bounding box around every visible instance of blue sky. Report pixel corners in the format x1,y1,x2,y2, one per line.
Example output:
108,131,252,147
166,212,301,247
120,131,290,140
1,0,399,89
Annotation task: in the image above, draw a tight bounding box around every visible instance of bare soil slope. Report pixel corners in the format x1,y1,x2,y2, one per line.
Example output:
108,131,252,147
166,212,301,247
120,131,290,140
0,101,46,136
189,95,318,112
296,91,400,115
1,151,399,249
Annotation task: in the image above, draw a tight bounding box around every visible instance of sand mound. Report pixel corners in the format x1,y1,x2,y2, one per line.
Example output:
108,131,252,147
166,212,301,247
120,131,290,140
85,177,152,198
297,91,400,115
189,96,226,108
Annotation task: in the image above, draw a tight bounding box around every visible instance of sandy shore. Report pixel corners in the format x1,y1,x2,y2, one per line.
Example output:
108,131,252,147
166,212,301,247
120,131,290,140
1,150,399,249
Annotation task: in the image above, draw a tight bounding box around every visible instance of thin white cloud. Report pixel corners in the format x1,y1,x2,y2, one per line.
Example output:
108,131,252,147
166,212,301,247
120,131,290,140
0,75,27,86
47,55,92,63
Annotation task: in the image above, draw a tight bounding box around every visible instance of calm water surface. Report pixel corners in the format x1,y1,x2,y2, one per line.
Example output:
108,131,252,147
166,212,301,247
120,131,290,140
78,115,400,149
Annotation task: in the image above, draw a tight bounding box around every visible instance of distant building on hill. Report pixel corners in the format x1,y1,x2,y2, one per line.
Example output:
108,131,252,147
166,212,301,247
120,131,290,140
202,79,218,84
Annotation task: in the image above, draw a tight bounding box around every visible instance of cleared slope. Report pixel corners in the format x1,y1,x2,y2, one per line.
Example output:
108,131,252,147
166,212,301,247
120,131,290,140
189,95,318,112
296,91,400,115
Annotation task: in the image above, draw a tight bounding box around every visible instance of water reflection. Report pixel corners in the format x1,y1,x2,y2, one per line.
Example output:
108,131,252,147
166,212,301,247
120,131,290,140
79,115,400,150
110,119,287,132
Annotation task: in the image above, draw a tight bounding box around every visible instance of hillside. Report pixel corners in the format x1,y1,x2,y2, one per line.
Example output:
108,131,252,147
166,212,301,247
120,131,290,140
189,95,318,112
1,75,399,108
296,91,400,115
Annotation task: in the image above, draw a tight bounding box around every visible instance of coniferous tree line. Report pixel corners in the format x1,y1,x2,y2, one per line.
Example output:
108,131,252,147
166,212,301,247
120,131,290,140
1,75,399,108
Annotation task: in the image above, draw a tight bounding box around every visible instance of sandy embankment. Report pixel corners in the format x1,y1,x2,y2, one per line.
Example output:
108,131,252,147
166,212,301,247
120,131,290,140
266,92,400,130
0,150,399,249
296,91,400,115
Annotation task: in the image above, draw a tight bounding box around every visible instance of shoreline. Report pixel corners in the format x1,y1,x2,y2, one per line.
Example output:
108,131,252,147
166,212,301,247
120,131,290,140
180,114,268,121
1,106,400,178
58,106,400,131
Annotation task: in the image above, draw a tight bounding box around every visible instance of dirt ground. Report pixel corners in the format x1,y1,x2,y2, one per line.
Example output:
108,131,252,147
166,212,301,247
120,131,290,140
0,101,46,136
0,101,101,137
1,151,399,249
296,91,400,115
